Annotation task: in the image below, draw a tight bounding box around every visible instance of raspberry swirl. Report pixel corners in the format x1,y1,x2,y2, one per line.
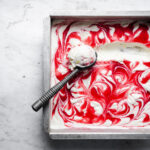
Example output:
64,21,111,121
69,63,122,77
51,20,150,128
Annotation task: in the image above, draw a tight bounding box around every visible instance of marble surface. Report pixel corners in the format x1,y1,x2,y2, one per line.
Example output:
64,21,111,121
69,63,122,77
1,0,150,149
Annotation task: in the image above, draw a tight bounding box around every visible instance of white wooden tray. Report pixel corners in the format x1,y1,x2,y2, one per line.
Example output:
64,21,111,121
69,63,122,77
43,11,150,139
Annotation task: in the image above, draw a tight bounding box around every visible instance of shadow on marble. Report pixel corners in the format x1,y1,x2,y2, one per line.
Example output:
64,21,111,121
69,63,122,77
41,131,150,150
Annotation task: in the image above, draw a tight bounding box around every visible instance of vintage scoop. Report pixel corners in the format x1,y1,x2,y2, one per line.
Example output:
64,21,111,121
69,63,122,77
32,45,97,112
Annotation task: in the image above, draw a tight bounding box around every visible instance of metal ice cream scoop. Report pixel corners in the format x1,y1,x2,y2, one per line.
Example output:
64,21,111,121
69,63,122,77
32,52,97,112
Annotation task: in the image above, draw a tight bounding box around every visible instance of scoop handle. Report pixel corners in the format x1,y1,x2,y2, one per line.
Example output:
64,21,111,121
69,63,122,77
32,68,79,112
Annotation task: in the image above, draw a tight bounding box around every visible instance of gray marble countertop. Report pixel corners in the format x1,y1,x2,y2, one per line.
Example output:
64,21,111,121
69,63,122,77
1,0,150,149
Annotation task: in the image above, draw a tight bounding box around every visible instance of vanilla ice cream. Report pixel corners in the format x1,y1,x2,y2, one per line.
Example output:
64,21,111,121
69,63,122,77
50,20,150,129
68,44,96,70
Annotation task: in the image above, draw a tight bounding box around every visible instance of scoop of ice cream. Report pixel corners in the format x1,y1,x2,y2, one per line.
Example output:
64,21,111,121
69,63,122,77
68,45,96,70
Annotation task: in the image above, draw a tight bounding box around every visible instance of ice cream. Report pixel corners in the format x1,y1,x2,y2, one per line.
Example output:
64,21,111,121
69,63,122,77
68,44,96,70
50,20,150,129
139,69,150,92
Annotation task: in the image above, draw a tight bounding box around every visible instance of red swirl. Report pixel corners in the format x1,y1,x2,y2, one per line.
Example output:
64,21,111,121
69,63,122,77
51,21,150,127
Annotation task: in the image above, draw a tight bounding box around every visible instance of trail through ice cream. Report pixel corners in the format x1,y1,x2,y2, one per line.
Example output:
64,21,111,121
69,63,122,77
50,20,150,129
